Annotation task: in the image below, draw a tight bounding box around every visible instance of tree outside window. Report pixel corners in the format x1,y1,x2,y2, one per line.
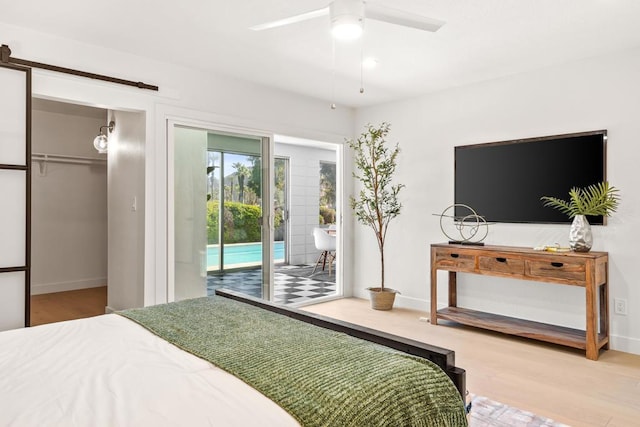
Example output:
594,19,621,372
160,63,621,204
319,161,336,224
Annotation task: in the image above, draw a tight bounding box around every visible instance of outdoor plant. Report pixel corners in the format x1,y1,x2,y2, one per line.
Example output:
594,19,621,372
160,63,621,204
207,201,263,244
319,206,336,225
540,181,620,218
348,122,404,291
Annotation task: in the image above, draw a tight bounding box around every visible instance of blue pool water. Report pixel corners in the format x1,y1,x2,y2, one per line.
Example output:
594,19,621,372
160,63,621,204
207,241,284,268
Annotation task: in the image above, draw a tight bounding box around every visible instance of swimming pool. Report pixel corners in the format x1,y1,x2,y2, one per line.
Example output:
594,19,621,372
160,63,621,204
207,241,285,269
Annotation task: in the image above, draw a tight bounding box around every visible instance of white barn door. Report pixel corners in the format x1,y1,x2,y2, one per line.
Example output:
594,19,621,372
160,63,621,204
0,63,31,330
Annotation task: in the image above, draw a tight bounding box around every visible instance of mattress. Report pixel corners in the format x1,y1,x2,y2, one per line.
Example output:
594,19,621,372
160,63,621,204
0,314,299,427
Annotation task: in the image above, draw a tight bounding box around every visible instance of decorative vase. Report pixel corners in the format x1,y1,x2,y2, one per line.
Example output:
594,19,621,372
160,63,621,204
569,215,592,252
366,287,399,310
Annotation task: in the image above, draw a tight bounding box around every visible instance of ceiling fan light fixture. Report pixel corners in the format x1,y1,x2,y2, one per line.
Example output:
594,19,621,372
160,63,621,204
331,16,363,40
330,0,365,41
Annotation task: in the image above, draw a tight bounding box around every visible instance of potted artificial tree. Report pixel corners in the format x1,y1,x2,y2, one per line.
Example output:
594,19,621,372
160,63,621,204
541,182,620,252
348,122,404,310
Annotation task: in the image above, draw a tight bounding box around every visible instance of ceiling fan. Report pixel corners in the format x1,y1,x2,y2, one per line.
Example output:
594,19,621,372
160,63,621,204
250,0,445,40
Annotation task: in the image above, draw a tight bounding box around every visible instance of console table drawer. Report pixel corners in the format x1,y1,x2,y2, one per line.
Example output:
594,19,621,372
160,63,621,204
434,250,475,271
479,256,524,276
526,260,586,285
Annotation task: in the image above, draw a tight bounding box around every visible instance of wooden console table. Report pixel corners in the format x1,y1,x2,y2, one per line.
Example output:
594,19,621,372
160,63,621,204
430,243,609,360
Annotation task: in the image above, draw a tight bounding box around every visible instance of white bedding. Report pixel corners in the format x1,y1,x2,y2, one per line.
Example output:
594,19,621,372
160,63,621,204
0,314,299,427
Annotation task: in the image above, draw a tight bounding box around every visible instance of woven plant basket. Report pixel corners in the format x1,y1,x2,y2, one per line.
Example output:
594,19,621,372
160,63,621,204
367,287,399,311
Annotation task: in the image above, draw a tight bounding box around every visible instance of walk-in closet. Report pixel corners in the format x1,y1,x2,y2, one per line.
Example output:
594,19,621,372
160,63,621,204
30,99,108,324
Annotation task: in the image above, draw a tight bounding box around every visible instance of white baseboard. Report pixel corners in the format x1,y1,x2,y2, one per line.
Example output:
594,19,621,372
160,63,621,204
351,289,429,313
30,277,107,295
609,334,640,355
352,290,429,313
393,294,430,313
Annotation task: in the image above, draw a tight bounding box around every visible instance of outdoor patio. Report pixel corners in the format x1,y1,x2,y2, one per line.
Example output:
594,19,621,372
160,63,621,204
207,264,336,305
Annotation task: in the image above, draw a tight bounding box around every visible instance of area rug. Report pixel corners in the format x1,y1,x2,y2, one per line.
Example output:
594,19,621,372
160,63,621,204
469,395,569,427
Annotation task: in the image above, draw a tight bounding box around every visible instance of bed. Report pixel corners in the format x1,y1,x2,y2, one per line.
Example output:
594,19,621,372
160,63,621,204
0,289,468,426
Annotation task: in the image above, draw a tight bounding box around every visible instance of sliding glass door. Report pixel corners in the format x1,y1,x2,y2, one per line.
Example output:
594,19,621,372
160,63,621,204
170,124,343,306
171,125,272,302
272,136,342,305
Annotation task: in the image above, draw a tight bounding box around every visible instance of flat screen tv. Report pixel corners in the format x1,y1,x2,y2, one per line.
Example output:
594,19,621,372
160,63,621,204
454,130,607,224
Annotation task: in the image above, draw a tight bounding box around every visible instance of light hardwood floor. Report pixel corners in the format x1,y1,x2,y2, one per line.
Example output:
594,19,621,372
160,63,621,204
30,286,107,326
303,298,640,427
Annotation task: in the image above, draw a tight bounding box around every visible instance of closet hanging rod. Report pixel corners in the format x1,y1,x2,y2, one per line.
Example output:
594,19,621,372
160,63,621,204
32,152,107,165
0,44,158,91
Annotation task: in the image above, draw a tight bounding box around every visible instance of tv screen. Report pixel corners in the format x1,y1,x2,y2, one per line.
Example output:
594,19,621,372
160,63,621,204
454,130,607,224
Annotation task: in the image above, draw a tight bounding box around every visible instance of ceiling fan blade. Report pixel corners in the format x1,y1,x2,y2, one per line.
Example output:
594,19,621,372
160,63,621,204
250,7,330,31
365,2,445,32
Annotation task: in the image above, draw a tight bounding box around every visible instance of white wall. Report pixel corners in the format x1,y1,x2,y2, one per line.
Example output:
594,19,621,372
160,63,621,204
31,101,107,295
0,22,354,309
275,143,337,265
354,47,640,354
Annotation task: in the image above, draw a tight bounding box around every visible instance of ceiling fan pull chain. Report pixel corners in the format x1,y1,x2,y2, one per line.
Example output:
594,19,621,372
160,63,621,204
331,38,337,109
359,21,365,94
359,18,365,94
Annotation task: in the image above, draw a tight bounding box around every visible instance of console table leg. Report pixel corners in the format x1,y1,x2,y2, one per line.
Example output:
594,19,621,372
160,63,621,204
585,264,598,360
430,251,438,325
601,260,610,351
600,282,609,350
449,272,457,308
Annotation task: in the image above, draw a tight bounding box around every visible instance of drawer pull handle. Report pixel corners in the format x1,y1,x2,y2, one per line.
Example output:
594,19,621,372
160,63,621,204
450,254,460,258
551,262,564,268
496,257,507,263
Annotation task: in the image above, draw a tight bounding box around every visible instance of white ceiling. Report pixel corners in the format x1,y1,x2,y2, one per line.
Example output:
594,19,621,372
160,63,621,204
3,1,640,108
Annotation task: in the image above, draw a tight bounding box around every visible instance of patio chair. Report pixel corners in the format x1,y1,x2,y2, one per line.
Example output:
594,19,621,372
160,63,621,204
311,227,336,276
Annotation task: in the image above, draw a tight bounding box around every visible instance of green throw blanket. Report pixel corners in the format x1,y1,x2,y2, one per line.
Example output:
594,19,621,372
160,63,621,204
119,296,467,427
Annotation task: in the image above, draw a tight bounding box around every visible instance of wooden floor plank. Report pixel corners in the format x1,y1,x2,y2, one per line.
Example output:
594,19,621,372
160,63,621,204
30,287,107,326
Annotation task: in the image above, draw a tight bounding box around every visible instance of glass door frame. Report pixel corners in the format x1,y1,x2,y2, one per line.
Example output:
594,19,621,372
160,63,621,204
207,148,272,274
274,156,289,266
261,134,273,301
167,119,274,302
